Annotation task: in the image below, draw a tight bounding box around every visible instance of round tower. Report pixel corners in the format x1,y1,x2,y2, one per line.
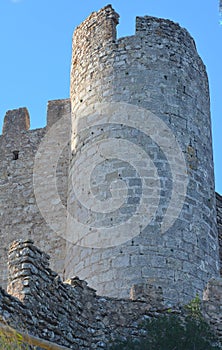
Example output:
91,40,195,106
65,5,219,304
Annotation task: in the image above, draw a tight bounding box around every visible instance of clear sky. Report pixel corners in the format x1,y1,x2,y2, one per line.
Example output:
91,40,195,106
0,0,221,194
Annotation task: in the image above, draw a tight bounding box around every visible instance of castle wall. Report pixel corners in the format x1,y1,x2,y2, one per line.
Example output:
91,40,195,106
216,193,222,274
1,239,221,349
0,240,221,349
0,99,71,287
66,5,219,304
202,278,222,340
3,240,164,349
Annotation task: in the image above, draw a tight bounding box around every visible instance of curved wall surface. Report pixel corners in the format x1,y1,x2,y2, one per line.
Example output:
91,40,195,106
66,5,219,304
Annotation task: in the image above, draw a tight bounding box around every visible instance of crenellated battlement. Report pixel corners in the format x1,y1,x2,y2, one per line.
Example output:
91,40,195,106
1,98,71,137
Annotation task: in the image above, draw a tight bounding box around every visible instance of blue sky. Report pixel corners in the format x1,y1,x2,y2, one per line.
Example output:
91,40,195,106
0,0,221,194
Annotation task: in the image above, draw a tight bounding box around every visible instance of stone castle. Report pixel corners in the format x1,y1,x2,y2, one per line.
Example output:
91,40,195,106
0,5,222,349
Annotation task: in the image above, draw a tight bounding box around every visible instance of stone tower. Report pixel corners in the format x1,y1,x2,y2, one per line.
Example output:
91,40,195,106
65,5,220,304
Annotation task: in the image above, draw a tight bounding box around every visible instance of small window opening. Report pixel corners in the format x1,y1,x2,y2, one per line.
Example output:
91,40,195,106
13,150,19,160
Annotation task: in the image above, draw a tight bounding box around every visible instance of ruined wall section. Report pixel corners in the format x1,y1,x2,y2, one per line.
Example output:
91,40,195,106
67,6,219,304
1,240,222,349
0,99,71,287
4,240,164,349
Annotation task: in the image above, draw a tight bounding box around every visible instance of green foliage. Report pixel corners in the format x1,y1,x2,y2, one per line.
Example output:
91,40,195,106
184,294,202,319
109,314,221,350
0,329,29,349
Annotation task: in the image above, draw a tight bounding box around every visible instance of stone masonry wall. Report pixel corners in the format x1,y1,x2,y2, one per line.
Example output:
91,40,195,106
202,278,222,340
0,239,221,349
216,193,222,274
67,5,219,304
2,240,165,349
0,7,221,338
0,99,71,288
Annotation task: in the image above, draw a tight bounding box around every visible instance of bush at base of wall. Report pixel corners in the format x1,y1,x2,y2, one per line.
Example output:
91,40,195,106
109,315,221,350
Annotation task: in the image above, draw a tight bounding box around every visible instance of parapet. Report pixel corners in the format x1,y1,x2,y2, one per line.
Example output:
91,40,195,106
2,107,30,135
135,15,196,50
73,5,119,45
